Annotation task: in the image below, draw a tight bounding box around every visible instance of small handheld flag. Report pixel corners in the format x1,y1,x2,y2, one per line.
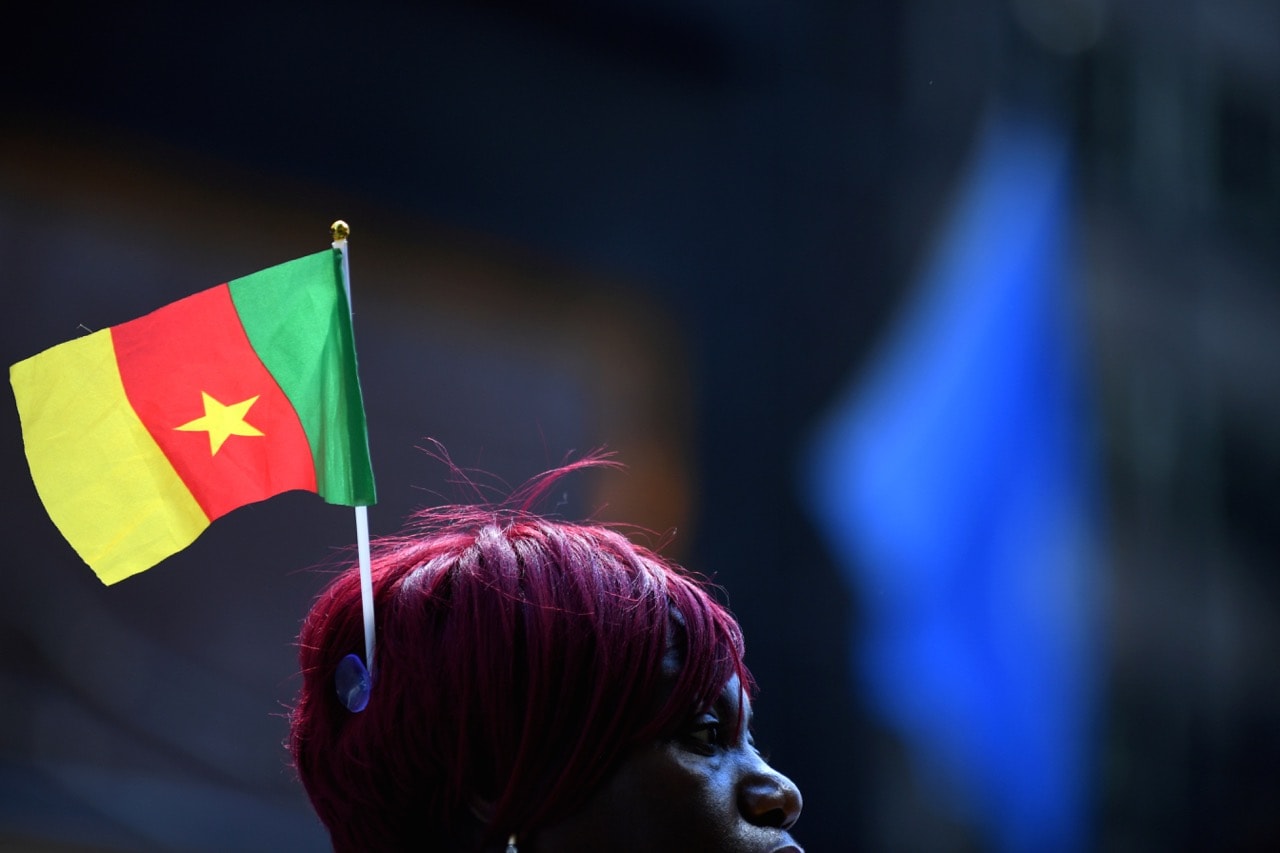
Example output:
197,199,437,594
11,232,376,585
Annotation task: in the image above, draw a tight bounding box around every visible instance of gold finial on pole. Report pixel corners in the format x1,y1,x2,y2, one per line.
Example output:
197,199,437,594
330,220,350,242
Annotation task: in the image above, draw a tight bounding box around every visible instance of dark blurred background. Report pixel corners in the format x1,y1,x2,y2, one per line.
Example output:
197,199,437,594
3,1,1277,851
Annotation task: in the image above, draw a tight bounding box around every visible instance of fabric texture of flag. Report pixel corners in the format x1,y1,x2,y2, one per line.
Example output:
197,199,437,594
11,248,376,585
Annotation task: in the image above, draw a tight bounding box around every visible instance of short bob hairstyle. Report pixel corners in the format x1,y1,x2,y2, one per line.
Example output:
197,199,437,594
290,461,751,851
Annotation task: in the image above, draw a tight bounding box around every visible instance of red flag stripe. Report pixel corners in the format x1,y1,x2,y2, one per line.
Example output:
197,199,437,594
112,284,317,520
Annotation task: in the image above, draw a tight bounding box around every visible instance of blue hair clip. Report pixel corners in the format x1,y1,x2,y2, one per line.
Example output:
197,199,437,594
335,653,373,713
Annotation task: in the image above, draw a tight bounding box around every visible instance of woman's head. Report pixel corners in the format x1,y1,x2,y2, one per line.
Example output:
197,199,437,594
290,464,801,851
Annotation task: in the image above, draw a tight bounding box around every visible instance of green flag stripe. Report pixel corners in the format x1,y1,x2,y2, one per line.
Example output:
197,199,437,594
227,249,376,506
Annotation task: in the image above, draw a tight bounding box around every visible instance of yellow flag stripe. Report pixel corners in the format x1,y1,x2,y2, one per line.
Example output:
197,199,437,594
10,329,209,584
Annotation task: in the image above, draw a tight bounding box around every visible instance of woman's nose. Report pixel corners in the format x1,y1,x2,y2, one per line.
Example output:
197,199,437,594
739,762,803,830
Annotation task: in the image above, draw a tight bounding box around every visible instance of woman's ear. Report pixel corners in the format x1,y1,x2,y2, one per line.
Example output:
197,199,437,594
454,797,513,852
465,799,521,852
469,795,496,825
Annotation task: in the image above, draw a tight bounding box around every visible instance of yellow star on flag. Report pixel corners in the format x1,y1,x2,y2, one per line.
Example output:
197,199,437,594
175,392,264,455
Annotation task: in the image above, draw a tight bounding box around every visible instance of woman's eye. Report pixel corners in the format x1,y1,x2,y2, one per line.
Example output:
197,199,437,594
682,717,720,753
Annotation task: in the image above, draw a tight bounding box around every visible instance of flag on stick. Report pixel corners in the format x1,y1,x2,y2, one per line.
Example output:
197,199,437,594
11,246,376,585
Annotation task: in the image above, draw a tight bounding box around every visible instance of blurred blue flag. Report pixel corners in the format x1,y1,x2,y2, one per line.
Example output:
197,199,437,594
805,110,1098,852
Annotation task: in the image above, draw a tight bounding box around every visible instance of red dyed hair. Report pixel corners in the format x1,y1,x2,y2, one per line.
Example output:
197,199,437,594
289,460,751,851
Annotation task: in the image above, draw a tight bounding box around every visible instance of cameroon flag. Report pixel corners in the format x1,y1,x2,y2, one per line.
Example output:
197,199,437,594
11,248,376,585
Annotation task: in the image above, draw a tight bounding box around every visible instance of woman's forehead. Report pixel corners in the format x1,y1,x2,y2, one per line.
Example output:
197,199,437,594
714,673,752,724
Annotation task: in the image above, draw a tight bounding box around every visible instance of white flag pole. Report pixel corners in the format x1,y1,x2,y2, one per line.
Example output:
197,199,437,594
331,220,376,675
354,505,374,670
